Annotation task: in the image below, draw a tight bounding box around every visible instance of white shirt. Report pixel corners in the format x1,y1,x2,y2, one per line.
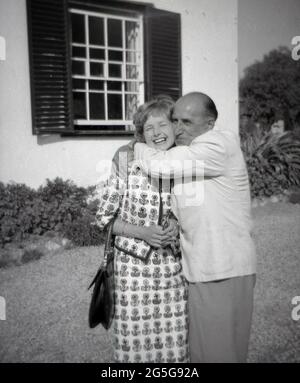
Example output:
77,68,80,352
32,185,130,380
134,126,257,282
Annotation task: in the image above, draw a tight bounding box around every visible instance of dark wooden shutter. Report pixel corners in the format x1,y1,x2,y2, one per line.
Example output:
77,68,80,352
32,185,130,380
27,0,73,134
144,7,182,101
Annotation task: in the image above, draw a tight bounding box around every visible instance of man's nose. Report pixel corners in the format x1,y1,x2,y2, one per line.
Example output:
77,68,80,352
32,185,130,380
174,121,183,135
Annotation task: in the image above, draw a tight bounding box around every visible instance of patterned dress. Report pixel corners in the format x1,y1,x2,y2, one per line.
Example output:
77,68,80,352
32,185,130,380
95,162,189,363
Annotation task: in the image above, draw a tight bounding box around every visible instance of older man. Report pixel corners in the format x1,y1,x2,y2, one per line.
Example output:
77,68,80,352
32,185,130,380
134,92,257,363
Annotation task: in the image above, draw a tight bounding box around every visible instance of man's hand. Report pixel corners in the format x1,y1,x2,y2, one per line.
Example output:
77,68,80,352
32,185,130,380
162,217,179,238
127,149,134,167
127,139,136,167
161,218,180,250
127,138,137,150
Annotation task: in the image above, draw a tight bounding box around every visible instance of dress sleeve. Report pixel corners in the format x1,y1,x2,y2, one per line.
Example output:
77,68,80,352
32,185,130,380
94,167,125,231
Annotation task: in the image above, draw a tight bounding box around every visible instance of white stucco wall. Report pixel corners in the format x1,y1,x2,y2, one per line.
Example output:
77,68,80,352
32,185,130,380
0,0,238,188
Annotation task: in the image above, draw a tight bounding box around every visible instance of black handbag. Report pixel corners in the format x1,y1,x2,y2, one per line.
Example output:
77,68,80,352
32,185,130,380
88,221,115,329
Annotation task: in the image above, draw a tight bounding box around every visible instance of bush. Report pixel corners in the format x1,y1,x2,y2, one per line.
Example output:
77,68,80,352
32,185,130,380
63,212,104,247
289,188,300,204
22,248,43,264
37,178,91,232
241,131,300,198
0,182,37,243
0,178,105,246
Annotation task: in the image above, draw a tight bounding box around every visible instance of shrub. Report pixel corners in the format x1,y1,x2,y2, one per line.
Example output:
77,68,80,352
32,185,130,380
22,248,44,264
36,178,90,231
62,212,104,247
0,182,37,243
289,188,300,204
241,131,300,198
0,250,16,268
0,178,105,246
61,185,105,246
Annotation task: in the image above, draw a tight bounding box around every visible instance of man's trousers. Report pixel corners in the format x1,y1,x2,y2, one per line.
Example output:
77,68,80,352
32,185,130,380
188,274,256,363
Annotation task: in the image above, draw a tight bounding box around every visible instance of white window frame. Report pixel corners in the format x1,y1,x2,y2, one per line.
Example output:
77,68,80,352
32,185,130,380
70,8,144,127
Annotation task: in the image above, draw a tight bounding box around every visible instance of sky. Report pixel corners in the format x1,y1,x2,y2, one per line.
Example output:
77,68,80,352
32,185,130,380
238,0,300,78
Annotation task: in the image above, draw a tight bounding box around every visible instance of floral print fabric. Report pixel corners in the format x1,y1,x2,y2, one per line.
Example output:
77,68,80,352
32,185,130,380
95,162,189,363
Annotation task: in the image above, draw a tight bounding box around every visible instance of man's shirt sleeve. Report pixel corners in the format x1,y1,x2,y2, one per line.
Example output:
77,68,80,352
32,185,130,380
134,130,227,178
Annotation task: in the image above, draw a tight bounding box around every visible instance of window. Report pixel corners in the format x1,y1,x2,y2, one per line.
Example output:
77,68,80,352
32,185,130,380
70,9,144,130
27,0,181,136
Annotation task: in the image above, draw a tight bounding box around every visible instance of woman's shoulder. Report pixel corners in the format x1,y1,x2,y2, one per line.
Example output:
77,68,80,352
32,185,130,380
112,144,134,180
112,144,133,165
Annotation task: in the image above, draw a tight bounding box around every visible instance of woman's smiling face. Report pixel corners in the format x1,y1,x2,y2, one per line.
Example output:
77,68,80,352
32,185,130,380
143,113,175,151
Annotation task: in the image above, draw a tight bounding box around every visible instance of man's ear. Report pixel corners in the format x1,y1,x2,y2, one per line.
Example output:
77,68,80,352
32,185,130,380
207,117,215,129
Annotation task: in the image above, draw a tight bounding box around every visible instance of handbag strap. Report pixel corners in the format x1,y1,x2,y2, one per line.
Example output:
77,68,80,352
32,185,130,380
103,219,115,268
88,220,114,291
158,178,163,226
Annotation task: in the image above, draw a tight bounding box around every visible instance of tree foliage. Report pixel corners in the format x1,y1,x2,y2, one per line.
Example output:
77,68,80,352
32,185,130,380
240,47,300,130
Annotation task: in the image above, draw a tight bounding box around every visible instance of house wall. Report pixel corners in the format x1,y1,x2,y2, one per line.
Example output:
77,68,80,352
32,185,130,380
0,0,238,188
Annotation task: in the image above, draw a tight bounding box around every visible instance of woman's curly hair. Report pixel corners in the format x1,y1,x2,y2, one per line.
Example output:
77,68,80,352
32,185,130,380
133,95,175,143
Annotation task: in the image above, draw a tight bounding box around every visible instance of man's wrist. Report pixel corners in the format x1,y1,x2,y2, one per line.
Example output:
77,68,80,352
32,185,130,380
127,138,137,150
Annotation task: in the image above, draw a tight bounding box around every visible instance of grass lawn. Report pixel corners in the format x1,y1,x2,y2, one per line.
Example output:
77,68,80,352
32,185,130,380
0,202,299,363
248,202,300,362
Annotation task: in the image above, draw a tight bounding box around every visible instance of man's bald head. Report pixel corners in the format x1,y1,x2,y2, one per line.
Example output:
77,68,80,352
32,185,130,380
176,92,218,121
173,92,218,145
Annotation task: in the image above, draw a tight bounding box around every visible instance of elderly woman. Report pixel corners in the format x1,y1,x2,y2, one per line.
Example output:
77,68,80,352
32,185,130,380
95,97,189,363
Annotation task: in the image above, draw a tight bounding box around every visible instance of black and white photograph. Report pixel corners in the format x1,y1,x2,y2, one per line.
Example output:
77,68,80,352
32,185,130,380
0,0,300,368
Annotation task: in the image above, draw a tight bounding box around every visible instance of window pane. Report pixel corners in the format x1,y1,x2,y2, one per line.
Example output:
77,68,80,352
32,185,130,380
72,46,86,58
126,65,139,79
109,64,122,78
89,80,104,90
108,50,123,62
90,93,105,119
108,94,122,119
89,16,104,45
107,81,122,91
71,13,85,44
72,60,85,75
72,79,86,90
125,94,138,120
125,82,139,92
126,21,138,49
107,19,122,47
90,48,105,60
90,62,104,77
73,92,86,119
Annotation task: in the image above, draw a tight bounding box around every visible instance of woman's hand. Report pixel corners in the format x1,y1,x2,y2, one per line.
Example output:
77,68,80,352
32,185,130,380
113,217,179,249
139,225,173,249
